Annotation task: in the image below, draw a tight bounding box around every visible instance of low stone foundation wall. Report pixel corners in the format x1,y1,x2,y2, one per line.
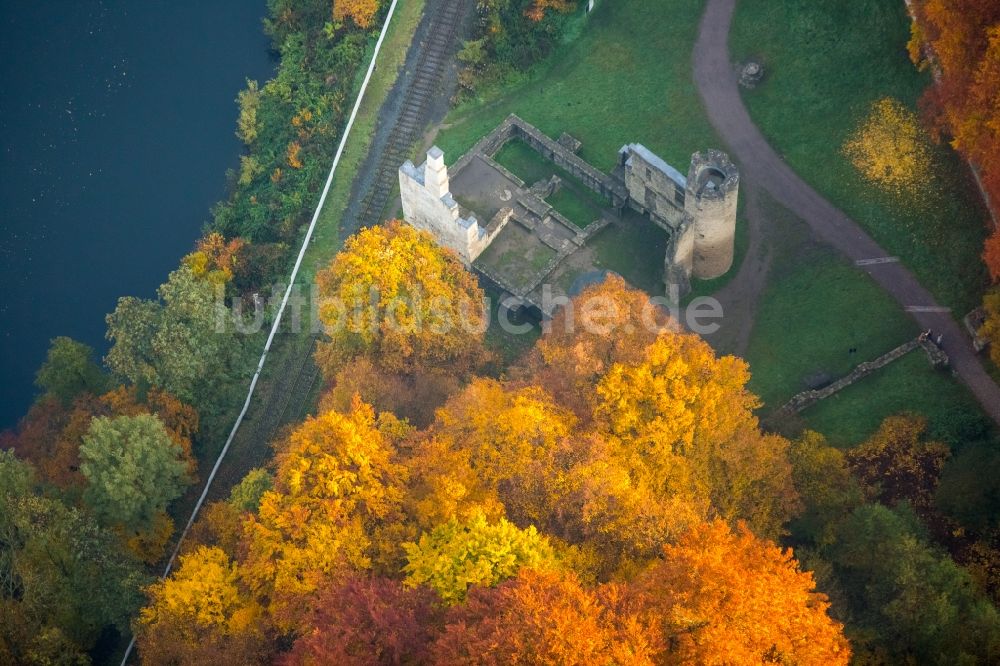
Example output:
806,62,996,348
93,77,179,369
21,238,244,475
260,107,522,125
769,337,950,422
452,114,628,208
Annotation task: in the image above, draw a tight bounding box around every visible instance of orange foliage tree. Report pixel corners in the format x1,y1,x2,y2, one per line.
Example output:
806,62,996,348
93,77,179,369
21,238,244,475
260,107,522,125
520,274,670,418
633,520,852,665
430,568,659,664
909,1,1000,276
184,231,247,285
333,0,380,29
525,0,577,23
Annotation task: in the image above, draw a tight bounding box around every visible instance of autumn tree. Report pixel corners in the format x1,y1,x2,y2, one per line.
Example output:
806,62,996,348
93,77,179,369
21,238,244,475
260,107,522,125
842,97,934,197
909,1,1000,283
137,545,266,665
321,356,461,427
235,77,260,145
633,520,851,665
241,398,405,628
525,0,576,22
403,510,559,604
184,231,247,286
314,221,487,378
846,414,950,513
431,568,659,665
281,576,442,666
593,331,799,540
406,378,575,528
333,0,380,29
34,336,109,404
3,394,83,489
978,287,1000,365
80,413,192,531
520,274,669,418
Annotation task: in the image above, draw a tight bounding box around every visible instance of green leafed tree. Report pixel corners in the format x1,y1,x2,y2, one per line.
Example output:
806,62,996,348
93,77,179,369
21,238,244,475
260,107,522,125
228,467,273,512
80,413,192,530
0,455,148,663
403,510,558,604
34,336,110,404
825,504,1000,664
105,265,246,436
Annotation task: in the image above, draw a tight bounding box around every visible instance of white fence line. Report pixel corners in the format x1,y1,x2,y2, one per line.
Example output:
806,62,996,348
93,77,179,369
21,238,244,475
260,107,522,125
119,1,401,662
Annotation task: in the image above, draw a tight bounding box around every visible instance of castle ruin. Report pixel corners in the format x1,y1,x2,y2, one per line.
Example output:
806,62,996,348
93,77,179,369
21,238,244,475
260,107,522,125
399,115,739,313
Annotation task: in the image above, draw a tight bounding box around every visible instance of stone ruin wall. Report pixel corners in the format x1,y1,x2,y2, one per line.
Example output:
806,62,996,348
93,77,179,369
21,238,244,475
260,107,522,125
399,148,506,265
620,146,689,229
453,114,628,209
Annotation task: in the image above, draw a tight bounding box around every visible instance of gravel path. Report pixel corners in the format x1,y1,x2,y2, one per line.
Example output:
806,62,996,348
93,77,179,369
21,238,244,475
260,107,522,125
693,0,1000,424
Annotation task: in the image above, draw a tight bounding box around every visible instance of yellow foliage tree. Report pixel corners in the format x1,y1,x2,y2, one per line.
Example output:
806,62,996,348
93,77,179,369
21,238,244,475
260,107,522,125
594,332,758,465
593,332,798,542
404,378,575,533
314,220,488,378
402,510,559,604
286,141,303,169
241,398,405,628
137,545,265,665
843,97,934,196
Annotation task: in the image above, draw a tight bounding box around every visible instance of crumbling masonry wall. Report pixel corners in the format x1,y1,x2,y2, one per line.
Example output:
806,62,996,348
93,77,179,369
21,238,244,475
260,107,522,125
399,147,507,265
452,114,629,208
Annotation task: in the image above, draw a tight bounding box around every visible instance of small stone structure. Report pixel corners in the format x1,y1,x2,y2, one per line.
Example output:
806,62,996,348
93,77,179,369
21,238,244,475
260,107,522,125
398,114,740,312
739,60,764,88
964,306,990,353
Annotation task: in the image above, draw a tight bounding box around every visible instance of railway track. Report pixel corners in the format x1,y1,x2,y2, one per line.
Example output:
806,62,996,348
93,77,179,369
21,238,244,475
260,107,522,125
342,0,472,237
206,0,472,496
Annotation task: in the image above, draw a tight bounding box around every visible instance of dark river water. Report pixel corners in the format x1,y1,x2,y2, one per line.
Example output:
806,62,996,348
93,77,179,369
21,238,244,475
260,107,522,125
0,1,274,428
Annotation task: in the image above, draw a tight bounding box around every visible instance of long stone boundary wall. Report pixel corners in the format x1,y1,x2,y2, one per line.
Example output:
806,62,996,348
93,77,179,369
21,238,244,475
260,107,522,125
770,337,950,422
452,114,629,208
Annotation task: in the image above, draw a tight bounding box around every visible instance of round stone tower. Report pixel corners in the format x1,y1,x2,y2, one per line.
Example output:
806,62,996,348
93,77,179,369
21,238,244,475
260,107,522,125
684,150,739,280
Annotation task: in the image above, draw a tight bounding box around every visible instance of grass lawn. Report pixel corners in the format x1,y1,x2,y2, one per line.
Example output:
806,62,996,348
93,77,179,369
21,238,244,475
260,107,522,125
547,187,599,228
800,351,992,448
493,139,606,228
494,139,554,183
729,0,989,314
745,194,990,448
591,209,668,295
435,0,719,174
